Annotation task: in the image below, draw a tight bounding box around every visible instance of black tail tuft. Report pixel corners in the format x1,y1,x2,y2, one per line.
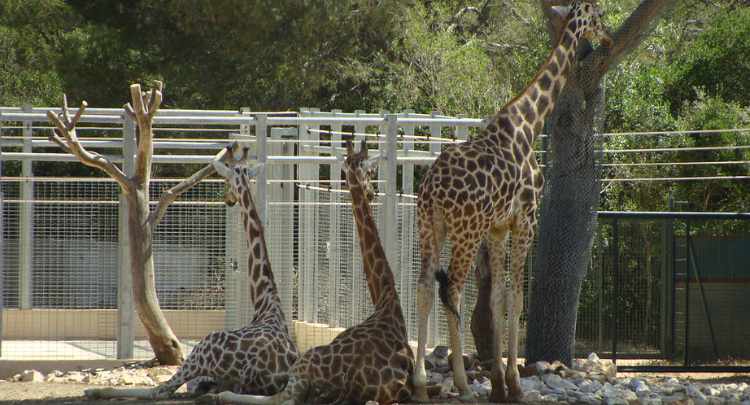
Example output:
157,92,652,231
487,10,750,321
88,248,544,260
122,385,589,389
435,269,461,321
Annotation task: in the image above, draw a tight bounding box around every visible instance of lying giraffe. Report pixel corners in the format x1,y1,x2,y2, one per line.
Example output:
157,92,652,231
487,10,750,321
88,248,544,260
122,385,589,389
204,140,414,404
413,1,611,402
86,143,298,400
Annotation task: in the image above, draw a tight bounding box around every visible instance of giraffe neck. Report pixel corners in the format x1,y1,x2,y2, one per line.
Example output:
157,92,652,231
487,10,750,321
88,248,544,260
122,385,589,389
346,175,398,309
236,180,284,322
487,18,583,146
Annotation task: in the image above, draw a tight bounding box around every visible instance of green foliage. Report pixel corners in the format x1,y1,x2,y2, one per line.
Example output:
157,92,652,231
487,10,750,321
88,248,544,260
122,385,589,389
665,6,750,112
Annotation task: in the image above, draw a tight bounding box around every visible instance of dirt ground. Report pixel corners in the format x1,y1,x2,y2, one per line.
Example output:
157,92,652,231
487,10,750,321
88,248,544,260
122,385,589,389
0,382,477,405
0,382,197,405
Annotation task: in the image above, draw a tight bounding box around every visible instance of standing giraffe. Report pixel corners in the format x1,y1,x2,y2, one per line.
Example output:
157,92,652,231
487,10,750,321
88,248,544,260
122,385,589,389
413,1,611,402
205,140,414,405
86,143,298,400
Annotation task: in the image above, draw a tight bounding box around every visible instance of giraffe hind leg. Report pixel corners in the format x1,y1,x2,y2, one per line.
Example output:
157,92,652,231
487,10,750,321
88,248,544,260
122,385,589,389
488,224,511,403
445,238,482,402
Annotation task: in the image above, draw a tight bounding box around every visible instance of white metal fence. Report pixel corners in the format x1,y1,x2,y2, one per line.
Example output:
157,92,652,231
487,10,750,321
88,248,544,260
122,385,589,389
0,106,494,360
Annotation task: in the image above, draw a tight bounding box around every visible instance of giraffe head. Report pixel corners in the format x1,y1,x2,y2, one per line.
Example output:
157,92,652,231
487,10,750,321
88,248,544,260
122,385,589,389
213,142,263,207
342,139,379,202
552,0,612,47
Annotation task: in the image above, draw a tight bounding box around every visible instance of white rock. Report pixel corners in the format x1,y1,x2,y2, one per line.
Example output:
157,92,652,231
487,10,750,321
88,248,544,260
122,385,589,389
540,394,561,402
606,396,629,405
522,390,542,403
428,372,444,385
661,393,691,405
520,376,542,392
578,392,601,405
662,383,687,395
588,353,601,363
706,396,723,405
741,400,750,405
470,379,491,396
11,373,22,382
580,379,603,393
704,387,721,397
365,401,378,405
688,384,708,403
543,373,577,391
633,379,652,396
20,370,45,383
535,360,551,374
65,371,86,383
642,396,663,405
666,377,681,385
120,373,154,386
439,377,455,395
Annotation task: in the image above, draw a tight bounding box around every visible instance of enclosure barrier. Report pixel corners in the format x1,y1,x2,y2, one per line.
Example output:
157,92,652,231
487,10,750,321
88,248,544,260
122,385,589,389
1,107,748,373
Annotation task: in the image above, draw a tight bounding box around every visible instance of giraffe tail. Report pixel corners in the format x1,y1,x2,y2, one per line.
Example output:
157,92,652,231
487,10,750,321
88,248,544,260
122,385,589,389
435,268,461,321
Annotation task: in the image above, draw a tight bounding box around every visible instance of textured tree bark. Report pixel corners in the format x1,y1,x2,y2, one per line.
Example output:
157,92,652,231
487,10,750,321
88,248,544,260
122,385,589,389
47,84,228,365
525,0,676,365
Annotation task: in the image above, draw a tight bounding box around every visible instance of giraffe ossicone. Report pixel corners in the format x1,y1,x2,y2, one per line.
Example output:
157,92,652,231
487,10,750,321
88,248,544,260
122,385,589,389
412,1,611,403
85,142,298,401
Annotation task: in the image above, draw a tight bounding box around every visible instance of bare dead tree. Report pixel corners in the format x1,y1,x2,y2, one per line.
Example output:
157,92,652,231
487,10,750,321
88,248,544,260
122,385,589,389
47,83,229,365
524,0,677,365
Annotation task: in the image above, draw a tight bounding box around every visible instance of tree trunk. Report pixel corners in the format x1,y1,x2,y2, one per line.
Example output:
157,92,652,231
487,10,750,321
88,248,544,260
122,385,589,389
470,240,494,364
525,76,603,365
46,84,227,365
526,0,676,365
128,191,184,364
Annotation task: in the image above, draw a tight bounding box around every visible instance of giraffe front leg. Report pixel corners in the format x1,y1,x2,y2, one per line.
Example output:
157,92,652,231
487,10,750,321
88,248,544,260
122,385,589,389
488,225,510,403
505,220,534,402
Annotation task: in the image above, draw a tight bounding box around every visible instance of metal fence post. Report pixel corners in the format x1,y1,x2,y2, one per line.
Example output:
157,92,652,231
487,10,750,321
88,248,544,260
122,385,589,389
684,219,691,366
0,116,5,356
399,110,416,336
351,110,366,322
428,112,442,345
384,114,398,281
611,218,620,365
328,110,342,328
19,106,33,309
255,114,268,227
117,115,136,359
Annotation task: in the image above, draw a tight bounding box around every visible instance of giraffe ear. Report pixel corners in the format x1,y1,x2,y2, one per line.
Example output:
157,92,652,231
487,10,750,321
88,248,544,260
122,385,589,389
212,159,233,179
245,163,265,179
345,140,354,156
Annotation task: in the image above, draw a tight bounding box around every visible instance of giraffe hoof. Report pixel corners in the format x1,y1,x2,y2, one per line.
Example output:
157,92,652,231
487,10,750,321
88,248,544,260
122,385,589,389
410,388,431,403
488,387,506,404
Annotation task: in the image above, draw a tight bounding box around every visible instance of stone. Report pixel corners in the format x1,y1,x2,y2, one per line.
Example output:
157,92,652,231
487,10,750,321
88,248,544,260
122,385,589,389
661,393,693,405
470,378,491,396
520,376,543,392
439,377,455,396
632,379,652,396
522,390,542,403
535,360,552,374
20,370,45,383
543,373,577,391
579,379,603,393
365,401,378,405
428,371,444,385
540,394,561,402
706,396,723,405
65,371,86,383
11,374,22,382
704,387,721,397
120,373,154,386
606,397,629,405
688,384,708,404
661,383,687,395
642,395,664,405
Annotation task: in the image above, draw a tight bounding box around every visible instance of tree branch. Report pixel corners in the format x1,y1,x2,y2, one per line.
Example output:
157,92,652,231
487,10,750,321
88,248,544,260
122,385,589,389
146,146,229,227
128,83,161,185
540,0,569,46
46,97,132,192
591,0,677,76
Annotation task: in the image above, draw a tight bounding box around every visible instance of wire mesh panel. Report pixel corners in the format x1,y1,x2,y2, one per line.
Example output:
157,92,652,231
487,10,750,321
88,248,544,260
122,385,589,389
1,178,119,359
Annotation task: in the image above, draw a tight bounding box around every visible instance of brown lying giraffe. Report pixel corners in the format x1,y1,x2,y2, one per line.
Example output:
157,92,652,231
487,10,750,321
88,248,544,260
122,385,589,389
203,140,414,405
413,1,612,402
86,143,298,400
